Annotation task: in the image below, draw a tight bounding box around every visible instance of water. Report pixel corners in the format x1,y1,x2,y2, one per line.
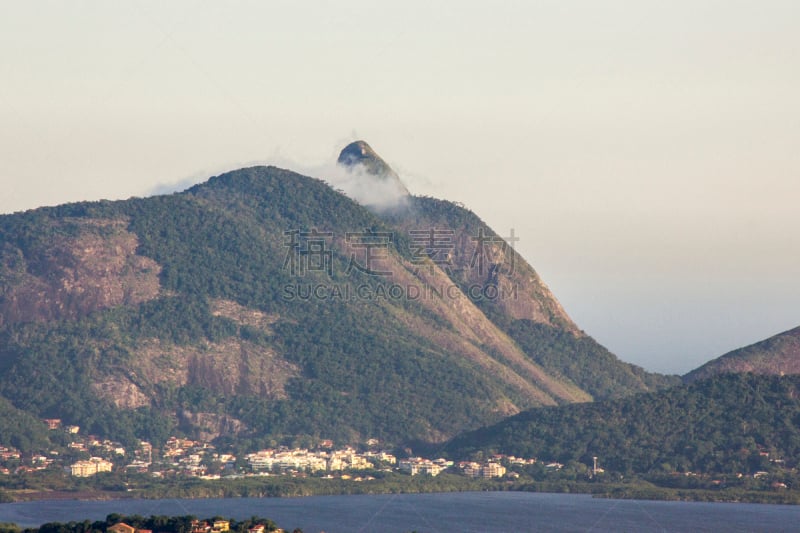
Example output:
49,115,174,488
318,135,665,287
1,492,799,532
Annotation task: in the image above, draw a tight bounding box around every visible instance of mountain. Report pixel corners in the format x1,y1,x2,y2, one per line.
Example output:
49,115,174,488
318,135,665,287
684,326,800,382
380,196,674,400
444,373,800,476
337,140,407,194
0,143,675,450
335,140,410,207
0,393,50,451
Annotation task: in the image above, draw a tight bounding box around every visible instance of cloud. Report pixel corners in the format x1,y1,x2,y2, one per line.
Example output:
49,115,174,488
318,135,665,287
264,153,412,211
142,152,412,211
312,163,410,210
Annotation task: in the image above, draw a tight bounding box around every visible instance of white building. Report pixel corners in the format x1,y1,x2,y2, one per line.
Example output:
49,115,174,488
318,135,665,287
398,458,444,476
70,457,113,477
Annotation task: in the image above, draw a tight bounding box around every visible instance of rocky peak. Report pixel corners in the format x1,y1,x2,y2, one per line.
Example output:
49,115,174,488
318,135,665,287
337,140,410,197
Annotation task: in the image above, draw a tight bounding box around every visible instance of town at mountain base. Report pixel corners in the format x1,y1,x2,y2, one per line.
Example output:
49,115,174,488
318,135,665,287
3,142,798,497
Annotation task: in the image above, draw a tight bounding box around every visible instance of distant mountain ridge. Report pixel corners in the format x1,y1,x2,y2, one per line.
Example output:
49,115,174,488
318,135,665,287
685,326,800,382
443,373,800,476
0,143,676,451
439,313,800,475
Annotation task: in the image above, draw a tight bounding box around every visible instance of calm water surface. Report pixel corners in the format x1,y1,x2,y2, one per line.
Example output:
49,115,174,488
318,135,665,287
1,492,799,532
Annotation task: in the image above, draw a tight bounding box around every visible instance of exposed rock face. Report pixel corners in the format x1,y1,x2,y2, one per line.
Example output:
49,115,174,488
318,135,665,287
91,336,299,407
179,411,247,441
376,253,591,406
210,298,278,331
386,200,582,334
185,339,297,398
448,227,580,332
0,218,161,326
686,326,800,382
337,140,410,198
92,376,151,410
337,141,578,333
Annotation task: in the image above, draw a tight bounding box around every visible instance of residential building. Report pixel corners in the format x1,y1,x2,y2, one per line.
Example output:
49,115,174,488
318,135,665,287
212,520,230,532
107,524,136,533
481,462,506,478
191,520,211,533
70,457,113,477
43,419,61,430
398,458,444,476
461,461,506,478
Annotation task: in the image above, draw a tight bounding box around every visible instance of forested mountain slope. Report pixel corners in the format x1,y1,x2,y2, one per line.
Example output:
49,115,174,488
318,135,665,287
0,145,675,450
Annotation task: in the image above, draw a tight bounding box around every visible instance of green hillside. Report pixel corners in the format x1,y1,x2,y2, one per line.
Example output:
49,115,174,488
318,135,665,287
0,163,674,451
0,394,50,452
445,373,800,476
386,196,678,399
686,326,800,382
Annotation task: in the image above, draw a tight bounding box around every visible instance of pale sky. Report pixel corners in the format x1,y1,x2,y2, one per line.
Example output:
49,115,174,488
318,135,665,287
1,1,798,374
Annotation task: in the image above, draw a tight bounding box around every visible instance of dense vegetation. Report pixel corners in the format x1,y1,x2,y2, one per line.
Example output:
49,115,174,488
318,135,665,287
686,325,800,382
446,374,800,477
0,394,50,451
3,465,799,512
504,319,678,400
11,514,282,533
0,165,675,452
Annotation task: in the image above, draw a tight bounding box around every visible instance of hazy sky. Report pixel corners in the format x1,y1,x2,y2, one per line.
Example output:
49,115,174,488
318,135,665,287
1,1,798,374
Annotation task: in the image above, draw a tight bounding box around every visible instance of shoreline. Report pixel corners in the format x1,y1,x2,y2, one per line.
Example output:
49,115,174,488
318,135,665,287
4,481,800,507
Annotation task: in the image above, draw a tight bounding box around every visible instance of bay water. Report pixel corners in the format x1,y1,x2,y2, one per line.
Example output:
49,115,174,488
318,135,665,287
1,491,799,532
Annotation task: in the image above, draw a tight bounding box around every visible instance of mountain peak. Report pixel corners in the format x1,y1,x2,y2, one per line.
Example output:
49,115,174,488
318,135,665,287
337,140,410,197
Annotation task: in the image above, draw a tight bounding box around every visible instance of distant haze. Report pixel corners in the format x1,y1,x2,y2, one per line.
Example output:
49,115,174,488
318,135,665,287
1,1,798,374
